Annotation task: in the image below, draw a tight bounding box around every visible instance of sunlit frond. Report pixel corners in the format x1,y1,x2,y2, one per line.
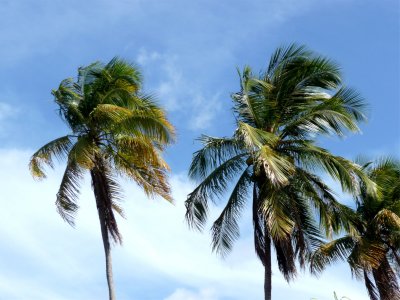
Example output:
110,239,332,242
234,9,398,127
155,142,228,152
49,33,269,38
189,135,245,181
29,135,73,179
310,236,356,274
68,136,98,169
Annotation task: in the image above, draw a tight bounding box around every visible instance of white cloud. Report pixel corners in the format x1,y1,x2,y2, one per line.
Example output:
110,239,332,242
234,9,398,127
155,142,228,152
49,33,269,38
0,148,370,300
136,49,224,130
164,288,218,300
189,93,223,130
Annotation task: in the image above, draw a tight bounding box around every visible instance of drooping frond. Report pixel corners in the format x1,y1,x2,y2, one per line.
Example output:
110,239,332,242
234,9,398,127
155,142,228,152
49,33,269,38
189,135,245,181
281,88,366,139
261,189,295,240
286,142,376,196
310,236,356,274
91,159,124,244
29,135,73,179
113,152,172,202
252,183,267,265
68,135,98,169
211,168,252,256
186,154,248,230
273,234,297,281
91,104,174,145
112,135,168,170
56,161,84,226
285,187,324,267
363,271,379,300
255,145,295,187
295,168,357,236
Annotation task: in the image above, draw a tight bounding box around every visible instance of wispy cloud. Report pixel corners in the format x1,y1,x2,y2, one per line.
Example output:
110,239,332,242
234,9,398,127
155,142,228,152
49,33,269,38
136,49,224,130
0,148,369,299
0,102,16,121
164,288,218,300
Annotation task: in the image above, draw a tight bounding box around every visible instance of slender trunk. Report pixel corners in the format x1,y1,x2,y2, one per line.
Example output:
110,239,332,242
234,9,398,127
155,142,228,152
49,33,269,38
91,167,116,300
372,257,399,300
264,224,272,300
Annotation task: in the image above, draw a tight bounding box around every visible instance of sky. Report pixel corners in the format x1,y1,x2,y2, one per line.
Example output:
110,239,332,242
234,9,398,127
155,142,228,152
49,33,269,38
0,0,399,299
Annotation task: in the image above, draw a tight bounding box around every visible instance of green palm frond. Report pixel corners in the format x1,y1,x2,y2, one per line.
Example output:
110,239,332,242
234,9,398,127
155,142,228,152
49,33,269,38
281,94,364,139
262,190,295,240
113,152,172,202
189,135,244,181
287,142,376,196
68,136,98,169
56,161,84,226
273,235,297,281
267,44,311,79
112,135,168,169
91,160,124,244
237,122,279,149
287,190,323,266
186,154,248,230
310,236,356,274
255,145,295,187
29,135,74,178
211,168,252,256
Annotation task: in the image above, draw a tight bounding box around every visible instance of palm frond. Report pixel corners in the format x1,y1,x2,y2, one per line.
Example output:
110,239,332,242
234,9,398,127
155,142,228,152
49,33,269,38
287,142,376,196
30,135,73,179
186,154,248,230
189,135,245,181
274,236,297,281
68,136,98,169
255,145,295,187
211,168,252,256
267,44,311,78
113,152,172,202
311,236,357,274
363,271,379,300
261,190,295,240
56,161,84,226
236,122,278,149
91,159,124,244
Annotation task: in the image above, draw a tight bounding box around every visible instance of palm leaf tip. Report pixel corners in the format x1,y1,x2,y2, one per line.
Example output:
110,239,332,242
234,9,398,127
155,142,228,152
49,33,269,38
185,194,208,231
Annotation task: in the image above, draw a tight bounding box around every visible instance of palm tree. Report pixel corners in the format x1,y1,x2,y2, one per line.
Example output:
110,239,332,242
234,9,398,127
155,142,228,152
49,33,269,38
185,44,375,300
29,58,175,300
311,157,400,300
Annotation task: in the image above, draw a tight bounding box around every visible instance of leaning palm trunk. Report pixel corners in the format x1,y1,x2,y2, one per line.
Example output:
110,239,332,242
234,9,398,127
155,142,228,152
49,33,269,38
91,159,118,300
372,257,400,300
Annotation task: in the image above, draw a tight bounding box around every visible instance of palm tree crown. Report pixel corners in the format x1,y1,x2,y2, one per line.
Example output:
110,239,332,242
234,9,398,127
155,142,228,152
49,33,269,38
29,57,175,299
311,157,400,300
185,44,375,300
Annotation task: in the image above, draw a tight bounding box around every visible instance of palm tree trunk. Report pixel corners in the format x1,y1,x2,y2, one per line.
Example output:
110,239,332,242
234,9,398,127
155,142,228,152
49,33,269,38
372,257,399,300
91,166,116,300
264,225,272,300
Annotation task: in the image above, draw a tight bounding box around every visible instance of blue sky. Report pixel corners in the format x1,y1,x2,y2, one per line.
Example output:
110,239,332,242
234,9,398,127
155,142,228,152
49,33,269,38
0,0,398,299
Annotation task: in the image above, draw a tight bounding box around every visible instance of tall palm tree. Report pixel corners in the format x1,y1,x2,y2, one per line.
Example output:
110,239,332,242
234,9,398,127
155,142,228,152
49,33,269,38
29,58,175,300
185,44,375,300
311,157,400,300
